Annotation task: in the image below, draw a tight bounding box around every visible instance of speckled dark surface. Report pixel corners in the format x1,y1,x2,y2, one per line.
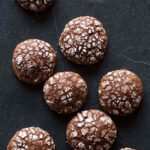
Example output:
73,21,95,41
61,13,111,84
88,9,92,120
0,0,150,149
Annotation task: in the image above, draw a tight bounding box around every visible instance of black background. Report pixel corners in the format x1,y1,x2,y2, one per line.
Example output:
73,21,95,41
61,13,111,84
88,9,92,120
0,0,150,149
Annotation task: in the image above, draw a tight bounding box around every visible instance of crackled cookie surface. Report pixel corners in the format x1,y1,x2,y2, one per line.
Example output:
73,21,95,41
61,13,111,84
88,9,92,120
17,0,54,12
7,127,55,150
120,148,136,150
12,39,56,84
66,109,117,150
99,69,143,115
59,16,107,65
43,72,87,114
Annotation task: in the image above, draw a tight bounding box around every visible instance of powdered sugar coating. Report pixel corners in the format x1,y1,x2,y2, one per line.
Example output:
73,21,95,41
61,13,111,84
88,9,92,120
99,69,143,115
120,148,136,150
7,127,55,150
17,0,53,12
66,109,117,150
12,39,56,84
59,16,107,65
43,71,88,114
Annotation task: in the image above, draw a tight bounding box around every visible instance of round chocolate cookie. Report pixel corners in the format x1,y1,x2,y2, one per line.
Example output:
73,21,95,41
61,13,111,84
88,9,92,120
99,69,143,115
59,16,107,65
43,71,88,114
66,109,117,150
17,0,54,12
120,148,136,150
12,39,56,84
7,127,55,150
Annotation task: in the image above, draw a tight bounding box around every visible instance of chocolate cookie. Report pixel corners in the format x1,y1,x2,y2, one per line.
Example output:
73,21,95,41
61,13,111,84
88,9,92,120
66,109,117,150
59,16,107,65
12,39,56,84
99,69,143,115
43,71,88,114
17,0,54,12
7,127,55,150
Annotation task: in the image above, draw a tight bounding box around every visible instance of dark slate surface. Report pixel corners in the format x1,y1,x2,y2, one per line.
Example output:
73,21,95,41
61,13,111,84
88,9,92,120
0,0,150,149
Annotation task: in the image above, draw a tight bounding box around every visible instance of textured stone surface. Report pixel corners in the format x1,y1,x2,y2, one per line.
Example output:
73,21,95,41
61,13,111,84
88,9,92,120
7,127,55,150
12,39,56,84
99,69,143,115
44,71,87,114
66,109,117,150
59,16,107,65
17,0,54,12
